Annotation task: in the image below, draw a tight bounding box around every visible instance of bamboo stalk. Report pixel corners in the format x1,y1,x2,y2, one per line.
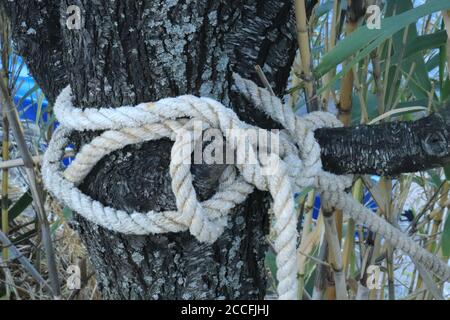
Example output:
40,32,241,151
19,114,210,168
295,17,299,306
382,37,394,108
427,182,448,254
369,233,383,299
295,0,318,111
1,99,9,262
386,246,395,300
341,217,355,275
1,15,11,298
355,282,370,300
255,65,275,96
379,267,387,300
297,190,316,299
342,178,363,275
312,235,328,300
415,182,449,300
353,65,369,124
371,47,385,115
386,25,410,111
289,51,303,110
300,191,315,246
321,0,342,108
323,210,348,300
0,77,61,297
333,1,368,259
0,255,20,299
337,9,360,126
0,0,11,274
442,11,450,70
356,241,373,300
1,54,9,267
329,0,341,51
0,151,74,170
393,63,416,109
408,265,417,295
410,255,444,300
378,177,396,300
0,230,54,295
357,230,384,300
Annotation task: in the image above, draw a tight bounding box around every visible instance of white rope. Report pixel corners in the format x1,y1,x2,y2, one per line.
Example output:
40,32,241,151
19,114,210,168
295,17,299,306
42,74,450,300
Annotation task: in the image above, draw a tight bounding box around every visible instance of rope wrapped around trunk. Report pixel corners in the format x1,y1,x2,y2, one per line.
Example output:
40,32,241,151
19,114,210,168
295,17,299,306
42,74,450,300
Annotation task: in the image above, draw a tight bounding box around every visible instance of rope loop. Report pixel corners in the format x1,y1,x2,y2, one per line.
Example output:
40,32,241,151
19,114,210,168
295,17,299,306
43,74,450,300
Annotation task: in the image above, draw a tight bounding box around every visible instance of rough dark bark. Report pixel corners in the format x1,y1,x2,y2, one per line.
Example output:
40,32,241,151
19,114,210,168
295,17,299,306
2,0,450,300
315,109,450,176
1,0,67,104
3,0,297,299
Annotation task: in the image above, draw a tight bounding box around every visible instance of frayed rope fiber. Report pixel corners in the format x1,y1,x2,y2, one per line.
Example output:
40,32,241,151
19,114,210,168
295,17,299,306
42,74,450,300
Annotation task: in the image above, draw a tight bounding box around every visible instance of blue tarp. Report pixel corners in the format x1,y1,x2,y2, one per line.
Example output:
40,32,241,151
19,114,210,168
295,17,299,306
301,188,378,221
1,56,48,122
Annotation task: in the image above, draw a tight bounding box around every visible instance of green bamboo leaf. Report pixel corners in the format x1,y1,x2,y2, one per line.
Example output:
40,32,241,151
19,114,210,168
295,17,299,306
395,99,429,108
314,1,334,18
315,0,450,93
351,92,378,125
296,186,314,203
398,30,447,63
428,170,442,189
442,212,450,257
442,77,450,103
16,84,39,109
10,60,25,91
35,90,45,125
444,165,450,181
413,176,425,188
8,189,32,221
385,0,432,103
368,106,427,124
12,228,37,245
51,207,73,233
265,250,278,286
439,30,450,103
426,53,440,72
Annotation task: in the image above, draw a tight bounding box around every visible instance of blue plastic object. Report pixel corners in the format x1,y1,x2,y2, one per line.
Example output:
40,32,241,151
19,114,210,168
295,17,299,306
1,56,48,122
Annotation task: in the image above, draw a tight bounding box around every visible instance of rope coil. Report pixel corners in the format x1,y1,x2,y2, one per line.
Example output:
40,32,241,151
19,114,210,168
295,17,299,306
42,74,450,300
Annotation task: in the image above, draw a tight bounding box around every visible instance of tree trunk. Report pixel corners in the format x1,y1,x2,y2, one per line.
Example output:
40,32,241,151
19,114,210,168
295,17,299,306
2,0,298,299
3,0,450,300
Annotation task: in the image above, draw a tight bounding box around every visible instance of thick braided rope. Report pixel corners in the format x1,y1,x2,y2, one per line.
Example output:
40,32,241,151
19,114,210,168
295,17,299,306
43,85,301,299
234,74,450,282
42,75,450,301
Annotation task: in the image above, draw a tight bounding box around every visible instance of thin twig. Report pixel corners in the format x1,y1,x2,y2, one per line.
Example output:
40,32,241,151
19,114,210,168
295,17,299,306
255,65,275,96
442,11,450,70
0,76,61,297
323,211,348,300
0,230,54,295
295,0,318,111
0,151,74,170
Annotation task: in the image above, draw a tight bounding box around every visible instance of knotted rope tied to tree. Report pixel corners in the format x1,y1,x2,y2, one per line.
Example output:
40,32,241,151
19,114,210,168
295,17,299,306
42,74,450,300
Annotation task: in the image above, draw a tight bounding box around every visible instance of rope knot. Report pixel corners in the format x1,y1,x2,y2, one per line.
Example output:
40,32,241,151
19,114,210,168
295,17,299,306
43,75,450,302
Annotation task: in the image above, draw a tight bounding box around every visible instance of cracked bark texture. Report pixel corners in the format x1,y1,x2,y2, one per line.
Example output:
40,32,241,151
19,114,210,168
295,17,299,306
315,109,450,176
3,0,450,300
2,0,298,299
